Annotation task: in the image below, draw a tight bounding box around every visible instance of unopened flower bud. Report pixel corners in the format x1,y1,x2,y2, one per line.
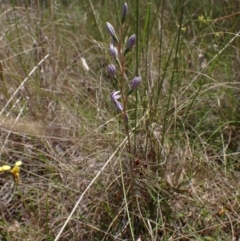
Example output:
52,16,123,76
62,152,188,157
109,44,118,59
107,64,116,77
131,76,141,90
126,34,136,50
106,22,119,43
121,3,128,24
106,22,116,37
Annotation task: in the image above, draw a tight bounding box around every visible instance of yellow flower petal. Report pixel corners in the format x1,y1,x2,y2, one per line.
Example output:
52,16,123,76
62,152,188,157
15,161,22,167
0,165,11,171
2,165,11,171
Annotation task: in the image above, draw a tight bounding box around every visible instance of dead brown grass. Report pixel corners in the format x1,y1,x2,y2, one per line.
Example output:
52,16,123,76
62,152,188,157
0,2,240,241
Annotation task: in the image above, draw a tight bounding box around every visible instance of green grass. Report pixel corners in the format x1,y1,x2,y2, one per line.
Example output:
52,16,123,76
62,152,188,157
0,0,240,240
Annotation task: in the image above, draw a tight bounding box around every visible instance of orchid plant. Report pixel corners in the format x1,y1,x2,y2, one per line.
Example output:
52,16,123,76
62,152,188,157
106,3,141,130
105,2,141,234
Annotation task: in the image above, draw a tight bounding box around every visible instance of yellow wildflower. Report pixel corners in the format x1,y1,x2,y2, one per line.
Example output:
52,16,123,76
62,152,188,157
10,161,22,183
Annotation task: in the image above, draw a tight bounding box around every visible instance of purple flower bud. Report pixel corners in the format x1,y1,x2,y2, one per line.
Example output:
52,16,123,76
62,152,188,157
121,3,128,24
126,34,136,50
131,76,141,90
109,44,118,59
107,64,116,77
106,22,116,37
106,22,119,43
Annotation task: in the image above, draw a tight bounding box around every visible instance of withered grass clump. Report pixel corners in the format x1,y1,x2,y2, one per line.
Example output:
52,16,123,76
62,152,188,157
0,1,240,240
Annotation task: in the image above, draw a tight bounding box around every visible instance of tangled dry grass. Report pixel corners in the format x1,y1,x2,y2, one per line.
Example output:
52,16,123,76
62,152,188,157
0,1,240,240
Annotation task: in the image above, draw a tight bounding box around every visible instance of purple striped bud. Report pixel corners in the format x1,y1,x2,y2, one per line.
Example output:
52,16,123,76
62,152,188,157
106,22,116,37
126,34,136,50
121,3,128,24
109,44,118,59
107,64,116,77
131,76,141,90
106,22,119,43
